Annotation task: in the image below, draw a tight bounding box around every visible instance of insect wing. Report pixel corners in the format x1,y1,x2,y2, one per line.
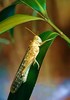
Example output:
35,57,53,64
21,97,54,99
10,47,31,93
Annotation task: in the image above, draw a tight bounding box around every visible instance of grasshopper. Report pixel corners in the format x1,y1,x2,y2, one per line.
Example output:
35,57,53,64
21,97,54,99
10,28,54,93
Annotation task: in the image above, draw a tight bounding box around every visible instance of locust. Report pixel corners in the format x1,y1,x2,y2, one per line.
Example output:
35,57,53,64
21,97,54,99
10,28,53,93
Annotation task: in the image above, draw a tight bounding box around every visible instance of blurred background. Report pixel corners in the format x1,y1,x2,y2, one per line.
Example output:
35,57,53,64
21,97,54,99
0,0,70,100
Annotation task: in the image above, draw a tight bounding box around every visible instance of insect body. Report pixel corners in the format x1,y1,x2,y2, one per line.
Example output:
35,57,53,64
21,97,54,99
10,35,42,93
10,27,54,93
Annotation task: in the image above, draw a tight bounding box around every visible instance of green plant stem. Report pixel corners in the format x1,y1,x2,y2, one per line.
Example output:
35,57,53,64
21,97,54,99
45,18,70,44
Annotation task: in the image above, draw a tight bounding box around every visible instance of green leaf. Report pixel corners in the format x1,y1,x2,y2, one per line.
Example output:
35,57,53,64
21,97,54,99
0,5,16,39
0,14,43,34
8,31,58,100
0,5,16,21
17,0,47,16
0,38,10,45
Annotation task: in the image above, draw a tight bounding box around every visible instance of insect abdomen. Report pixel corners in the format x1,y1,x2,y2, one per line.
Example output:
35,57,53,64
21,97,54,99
10,62,25,93
11,78,22,93
10,73,23,93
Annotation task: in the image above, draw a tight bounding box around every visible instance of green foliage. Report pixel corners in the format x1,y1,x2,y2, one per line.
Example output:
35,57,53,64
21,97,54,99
0,5,15,21
0,14,43,34
0,4,16,42
8,31,58,100
17,0,47,16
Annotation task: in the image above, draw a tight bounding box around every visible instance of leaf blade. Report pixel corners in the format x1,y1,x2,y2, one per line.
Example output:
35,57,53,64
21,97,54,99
17,0,47,16
0,4,16,39
0,14,43,34
0,4,16,21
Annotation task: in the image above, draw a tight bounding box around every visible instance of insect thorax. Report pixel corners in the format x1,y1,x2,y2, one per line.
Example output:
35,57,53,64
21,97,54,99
32,36,42,46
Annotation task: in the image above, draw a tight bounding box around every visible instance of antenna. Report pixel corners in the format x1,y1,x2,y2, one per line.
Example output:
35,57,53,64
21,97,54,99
25,27,37,36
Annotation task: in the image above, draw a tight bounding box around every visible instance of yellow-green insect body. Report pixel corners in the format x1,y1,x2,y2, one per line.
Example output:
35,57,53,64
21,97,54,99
10,35,42,93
